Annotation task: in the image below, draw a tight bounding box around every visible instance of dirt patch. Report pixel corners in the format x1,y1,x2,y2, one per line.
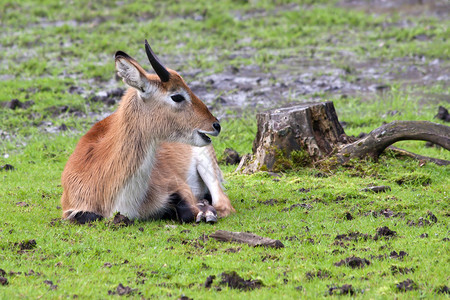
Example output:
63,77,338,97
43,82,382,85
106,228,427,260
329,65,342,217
259,199,285,206
49,218,62,227
204,275,215,288
0,164,14,171
224,247,241,253
0,277,7,286
435,106,450,122
391,265,415,275
108,283,138,296
419,233,428,238
305,269,331,280
221,148,241,165
335,256,371,268
45,105,84,118
89,88,125,106
111,213,134,227
344,212,354,220
44,280,58,290
335,232,370,242
15,239,37,251
373,226,397,240
16,202,29,207
280,203,312,212
220,271,263,291
261,254,279,262
435,285,450,294
390,250,408,259
407,211,438,226
396,279,418,292
327,284,355,296
370,208,405,219
1,99,34,110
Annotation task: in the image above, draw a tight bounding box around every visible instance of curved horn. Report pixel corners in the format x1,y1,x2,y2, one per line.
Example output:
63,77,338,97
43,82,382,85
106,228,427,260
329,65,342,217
144,39,170,82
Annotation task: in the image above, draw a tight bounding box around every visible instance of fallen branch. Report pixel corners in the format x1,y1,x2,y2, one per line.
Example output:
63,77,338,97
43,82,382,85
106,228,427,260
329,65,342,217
209,230,284,248
336,121,450,164
387,146,450,166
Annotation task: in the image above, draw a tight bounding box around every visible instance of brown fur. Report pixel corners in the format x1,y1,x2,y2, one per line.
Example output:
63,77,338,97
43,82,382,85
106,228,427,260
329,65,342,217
61,48,234,220
146,143,235,218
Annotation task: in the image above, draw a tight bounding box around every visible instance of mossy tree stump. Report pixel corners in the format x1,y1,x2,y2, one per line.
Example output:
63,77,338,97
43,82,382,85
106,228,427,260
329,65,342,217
237,102,450,174
237,102,347,173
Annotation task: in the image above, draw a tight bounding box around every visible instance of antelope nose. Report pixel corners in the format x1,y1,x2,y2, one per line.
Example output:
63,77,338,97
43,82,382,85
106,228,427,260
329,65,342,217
213,122,221,133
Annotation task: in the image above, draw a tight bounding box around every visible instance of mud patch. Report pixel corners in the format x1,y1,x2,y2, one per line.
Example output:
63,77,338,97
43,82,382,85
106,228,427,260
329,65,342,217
15,239,37,251
44,280,58,290
335,256,371,268
435,285,450,294
0,277,8,286
0,164,14,171
220,271,263,291
280,203,312,212
396,279,418,292
305,269,331,280
45,105,84,118
391,265,415,275
221,148,241,165
89,88,125,106
108,283,138,296
369,208,405,219
224,247,241,253
204,275,215,288
111,213,134,227
435,106,450,122
335,232,369,242
1,99,34,110
344,212,354,220
259,198,286,206
327,284,355,296
407,211,438,226
373,226,397,240
390,250,408,259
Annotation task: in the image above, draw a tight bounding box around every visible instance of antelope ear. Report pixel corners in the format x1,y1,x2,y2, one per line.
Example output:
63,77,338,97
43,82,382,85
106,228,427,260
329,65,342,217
115,52,152,94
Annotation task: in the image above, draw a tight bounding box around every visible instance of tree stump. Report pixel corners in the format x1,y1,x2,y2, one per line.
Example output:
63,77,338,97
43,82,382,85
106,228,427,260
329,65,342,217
237,102,347,173
237,102,450,173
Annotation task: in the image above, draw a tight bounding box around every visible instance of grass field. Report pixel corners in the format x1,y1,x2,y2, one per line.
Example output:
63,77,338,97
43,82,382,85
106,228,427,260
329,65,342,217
1,0,449,298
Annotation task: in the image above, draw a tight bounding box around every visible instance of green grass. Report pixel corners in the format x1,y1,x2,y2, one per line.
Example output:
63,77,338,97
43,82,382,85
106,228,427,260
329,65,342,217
1,0,449,298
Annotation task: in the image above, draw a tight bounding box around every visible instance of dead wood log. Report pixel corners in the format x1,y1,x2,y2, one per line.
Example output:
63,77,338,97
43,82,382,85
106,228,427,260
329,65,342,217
237,102,450,173
209,230,284,248
336,121,450,165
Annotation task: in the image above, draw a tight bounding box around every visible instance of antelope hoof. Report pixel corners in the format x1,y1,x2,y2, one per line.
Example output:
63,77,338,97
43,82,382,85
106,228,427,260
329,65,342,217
196,200,217,223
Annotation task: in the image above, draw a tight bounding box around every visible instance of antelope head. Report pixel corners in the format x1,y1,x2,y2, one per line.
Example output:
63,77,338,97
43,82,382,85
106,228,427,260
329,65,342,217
114,40,220,147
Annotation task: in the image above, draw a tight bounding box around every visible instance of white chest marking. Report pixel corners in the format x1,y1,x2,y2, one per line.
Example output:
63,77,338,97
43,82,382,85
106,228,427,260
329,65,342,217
112,144,156,219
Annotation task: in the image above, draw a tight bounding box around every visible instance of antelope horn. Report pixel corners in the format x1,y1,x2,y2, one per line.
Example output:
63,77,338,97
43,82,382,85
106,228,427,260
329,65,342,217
144,39,170,82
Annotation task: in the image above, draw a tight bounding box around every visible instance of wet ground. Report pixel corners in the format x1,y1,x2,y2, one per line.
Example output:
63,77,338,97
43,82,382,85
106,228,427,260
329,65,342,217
0,2,448,142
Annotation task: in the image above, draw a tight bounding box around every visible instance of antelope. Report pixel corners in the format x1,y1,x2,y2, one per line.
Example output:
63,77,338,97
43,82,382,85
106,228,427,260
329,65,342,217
61,40,235,224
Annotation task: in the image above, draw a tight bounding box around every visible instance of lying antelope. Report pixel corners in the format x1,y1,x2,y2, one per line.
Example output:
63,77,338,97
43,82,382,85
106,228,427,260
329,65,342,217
61,40,235,224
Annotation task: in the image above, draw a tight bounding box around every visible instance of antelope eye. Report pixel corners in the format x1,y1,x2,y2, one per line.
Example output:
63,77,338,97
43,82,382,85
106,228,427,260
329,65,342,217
171,94,185,103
